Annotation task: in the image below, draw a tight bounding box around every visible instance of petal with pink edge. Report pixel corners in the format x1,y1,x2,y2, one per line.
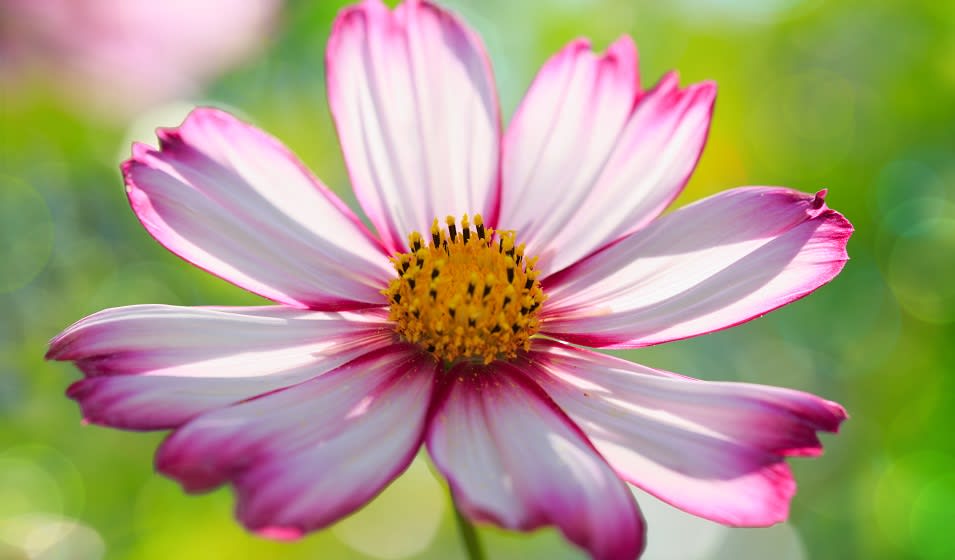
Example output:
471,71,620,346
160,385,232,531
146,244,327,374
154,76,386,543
156,343,437,536
542,187,853,347
327,0,500,253
426,362,645,560
123,108,393,310
500,36,715,276
522,340,846,526
47,304,394,430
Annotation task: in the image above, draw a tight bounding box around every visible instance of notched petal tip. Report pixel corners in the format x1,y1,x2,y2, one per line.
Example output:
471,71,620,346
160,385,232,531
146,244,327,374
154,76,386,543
155,127,181,150
44,341,63,361
64,379,87,400
129,141,155,161
609,33,637,52
154,447,224,495
822,399,850,433
45,316,91,361
694,79,718,105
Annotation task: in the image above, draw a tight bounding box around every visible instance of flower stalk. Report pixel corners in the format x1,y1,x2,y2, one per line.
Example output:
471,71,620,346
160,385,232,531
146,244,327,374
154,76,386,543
452,492,485,560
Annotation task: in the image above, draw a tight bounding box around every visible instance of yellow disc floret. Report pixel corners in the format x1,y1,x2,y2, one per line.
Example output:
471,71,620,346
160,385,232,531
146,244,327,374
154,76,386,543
384,214,546,365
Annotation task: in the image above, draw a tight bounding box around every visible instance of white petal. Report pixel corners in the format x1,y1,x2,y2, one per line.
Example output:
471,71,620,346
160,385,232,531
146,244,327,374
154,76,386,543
48,304,394,429
543,187,853,347
501,37,715,276
327,0,500,252
426,361,645,560
124,108,393,310
524,340,846,526
156,343,437,536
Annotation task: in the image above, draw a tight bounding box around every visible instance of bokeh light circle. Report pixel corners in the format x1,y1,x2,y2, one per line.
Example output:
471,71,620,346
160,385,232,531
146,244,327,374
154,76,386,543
888,218,955,324
910,474,955,559
0,456,63,521
0,514,105,560
0,175,54,293
332,455,446,559
635,490,728,560
873,451,955,552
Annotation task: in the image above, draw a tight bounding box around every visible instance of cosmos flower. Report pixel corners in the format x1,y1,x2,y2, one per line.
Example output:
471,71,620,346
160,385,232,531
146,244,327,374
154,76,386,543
0,0,279,121
46,1,853,558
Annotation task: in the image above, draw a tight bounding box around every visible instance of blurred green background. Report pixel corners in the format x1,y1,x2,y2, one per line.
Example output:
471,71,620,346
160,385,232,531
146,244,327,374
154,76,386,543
2,0,953,558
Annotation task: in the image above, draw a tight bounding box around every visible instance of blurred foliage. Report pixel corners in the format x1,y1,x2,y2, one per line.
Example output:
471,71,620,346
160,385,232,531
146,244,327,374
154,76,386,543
2,0,954,559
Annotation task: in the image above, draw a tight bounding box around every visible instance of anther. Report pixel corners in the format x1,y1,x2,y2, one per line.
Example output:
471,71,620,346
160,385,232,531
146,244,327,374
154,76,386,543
503,285,515,307
467,274,477,296
431,219,442,247
483,273,496,298
446,215,457,242
501,233,515,255
474,214,486,240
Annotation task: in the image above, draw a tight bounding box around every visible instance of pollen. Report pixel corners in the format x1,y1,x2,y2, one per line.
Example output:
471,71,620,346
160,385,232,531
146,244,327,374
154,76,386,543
383,214,546,365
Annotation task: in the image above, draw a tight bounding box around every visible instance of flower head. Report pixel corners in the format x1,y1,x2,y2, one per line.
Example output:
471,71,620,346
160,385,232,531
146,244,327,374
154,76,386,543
46,1,853,558
384,214,547,364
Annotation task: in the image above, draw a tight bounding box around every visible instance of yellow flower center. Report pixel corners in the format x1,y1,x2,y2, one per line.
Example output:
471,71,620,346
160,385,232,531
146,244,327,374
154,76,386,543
384,214,546,365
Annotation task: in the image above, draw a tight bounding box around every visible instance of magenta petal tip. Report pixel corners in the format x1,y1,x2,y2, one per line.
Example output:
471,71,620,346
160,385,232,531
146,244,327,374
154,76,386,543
254,526,303,541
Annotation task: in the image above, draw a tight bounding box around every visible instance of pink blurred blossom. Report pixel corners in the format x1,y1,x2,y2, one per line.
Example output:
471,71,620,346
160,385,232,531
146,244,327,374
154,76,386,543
1,0,280,120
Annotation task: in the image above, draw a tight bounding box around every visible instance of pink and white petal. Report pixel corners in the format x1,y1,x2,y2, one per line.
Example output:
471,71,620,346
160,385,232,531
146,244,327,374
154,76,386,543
47,304,394,429
123,107,393,310
327,0,500,253
542,187,853,348
156,343,437,536
426,362,645,560
500,37,639,239
523,340,847,526
500,36,715,276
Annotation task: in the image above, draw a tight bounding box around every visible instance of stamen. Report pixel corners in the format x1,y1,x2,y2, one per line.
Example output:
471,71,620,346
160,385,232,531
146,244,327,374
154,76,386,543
383,215,546,364
446,215,457,242
461,214,471,243
431,219,441,247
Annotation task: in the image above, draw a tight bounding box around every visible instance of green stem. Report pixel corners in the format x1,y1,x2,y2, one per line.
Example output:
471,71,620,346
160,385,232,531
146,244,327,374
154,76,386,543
452,492,485,560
